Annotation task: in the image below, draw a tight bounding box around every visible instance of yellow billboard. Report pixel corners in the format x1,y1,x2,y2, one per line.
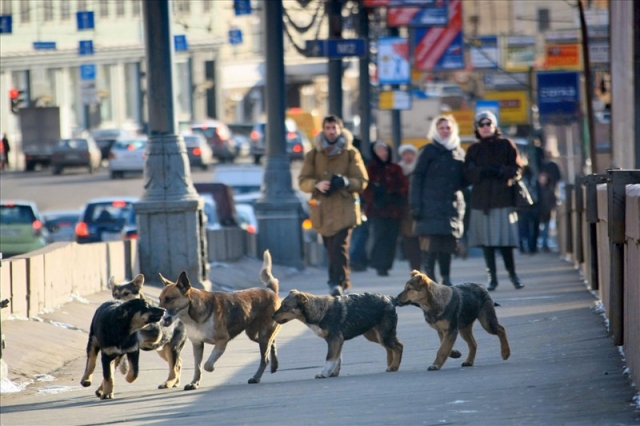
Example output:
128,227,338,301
449,110,475,137
483,91,530,125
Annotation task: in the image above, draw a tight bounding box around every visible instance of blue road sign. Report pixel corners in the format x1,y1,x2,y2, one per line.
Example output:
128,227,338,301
306,38,366,59
228,28,243,45
76,11,95,30
234,0,252,16
174,35,188,52
80,64,97,81
0,15,12,34
33,42,57,50
79,40,94,55
537,71,580,123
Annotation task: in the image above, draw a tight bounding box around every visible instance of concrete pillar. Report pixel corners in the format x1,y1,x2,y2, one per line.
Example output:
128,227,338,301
135,0,210,289
254,0,304,269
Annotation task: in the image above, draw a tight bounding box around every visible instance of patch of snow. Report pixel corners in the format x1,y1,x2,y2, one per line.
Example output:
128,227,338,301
36,385,83,395
0,377,32,394
70,293,90,304
210,261,232,268
49,321,81,331
6,314,29,321
35,374,56,382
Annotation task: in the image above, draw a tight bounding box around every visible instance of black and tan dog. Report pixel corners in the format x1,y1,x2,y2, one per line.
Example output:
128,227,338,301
80,298,165,399
272,290,403,378
158,250,281,390
109,274,187,389
396,270,510,371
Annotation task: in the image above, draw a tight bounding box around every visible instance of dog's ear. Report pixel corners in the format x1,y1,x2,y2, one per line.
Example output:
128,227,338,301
158,273,173,287
108,276,116,290
131,274,145,290
176,271,192,293
296,292,309,305
410,270,421,278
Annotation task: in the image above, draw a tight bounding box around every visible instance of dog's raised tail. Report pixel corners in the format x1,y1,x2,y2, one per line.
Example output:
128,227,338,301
260,250,279,294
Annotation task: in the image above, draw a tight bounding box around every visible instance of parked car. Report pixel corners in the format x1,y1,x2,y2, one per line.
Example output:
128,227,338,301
190,120,236,163
51,137,102,175
91,128,131,162
227,123,253,158
183,133,214,170
75,197,138,244
108,137,147,178
235,203,257,235
212,164,264,194
0,200,49,257
42,210,81,242
249,119,310,164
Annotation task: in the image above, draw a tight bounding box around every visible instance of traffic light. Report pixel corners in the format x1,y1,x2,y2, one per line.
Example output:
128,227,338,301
9,88,24,114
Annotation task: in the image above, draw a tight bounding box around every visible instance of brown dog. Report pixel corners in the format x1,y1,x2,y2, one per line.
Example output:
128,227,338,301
158,250,281,390
396,270,510,371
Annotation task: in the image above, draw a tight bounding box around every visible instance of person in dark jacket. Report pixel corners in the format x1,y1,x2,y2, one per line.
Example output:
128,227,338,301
410,115,466,286
463,111,525,291
361,141,408,276
397,144,421,271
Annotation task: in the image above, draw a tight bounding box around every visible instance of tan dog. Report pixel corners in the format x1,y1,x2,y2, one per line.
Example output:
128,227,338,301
273,290,403,378
396,270,510,371
158,250,281,390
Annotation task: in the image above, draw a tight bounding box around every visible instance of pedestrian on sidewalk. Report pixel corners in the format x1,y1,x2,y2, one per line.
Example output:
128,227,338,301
361,141,408,276
397,144,421,271
299,115,369,296
410,115,467,286
349,135,370,272
0,133,9,170
537,171,557,252
463,111,525,291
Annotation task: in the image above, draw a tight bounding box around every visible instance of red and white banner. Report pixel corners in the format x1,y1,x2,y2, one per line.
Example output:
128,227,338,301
412,0,463,71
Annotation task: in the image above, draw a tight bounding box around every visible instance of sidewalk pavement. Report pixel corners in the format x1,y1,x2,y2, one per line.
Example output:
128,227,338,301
1,250,639,425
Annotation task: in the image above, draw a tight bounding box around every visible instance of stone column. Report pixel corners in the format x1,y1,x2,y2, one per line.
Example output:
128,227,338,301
254,0,304,269
135,0,210,289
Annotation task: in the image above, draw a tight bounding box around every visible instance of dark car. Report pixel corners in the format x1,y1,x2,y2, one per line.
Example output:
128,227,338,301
190,120,236,163
75,197,138,244
91,128,131,162
183,133,214,170
51,137,102,175
43,210,81,243
249,119,310,164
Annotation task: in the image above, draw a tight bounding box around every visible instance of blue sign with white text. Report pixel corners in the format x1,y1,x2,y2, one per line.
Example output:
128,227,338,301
306,39,366,59
0,15,12,34
228,29,243,45
174,35,188,52
76,11,95,30
537,71,580,123
33,42,57,50
234,0,252,16
79,40,94,55
80,64,97,81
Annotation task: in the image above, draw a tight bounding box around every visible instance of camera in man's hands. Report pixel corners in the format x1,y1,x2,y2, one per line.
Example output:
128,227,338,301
328,174,349,194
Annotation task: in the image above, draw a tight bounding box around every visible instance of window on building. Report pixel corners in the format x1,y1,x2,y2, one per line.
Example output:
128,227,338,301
537,8,550,32
1,0,12,15
99,0,109,18
60,0,71,21
131,0,140,16
43,0,54,21
20,1,30,23
203,1,212,12
77,0,88,12
175,0,190,15
116,0,125,17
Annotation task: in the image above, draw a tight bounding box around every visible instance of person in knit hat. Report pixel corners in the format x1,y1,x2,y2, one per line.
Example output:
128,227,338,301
397,144,421,271
409,115,467,286
463,110,525,291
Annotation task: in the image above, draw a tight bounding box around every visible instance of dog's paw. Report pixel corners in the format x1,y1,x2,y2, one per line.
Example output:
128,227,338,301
203,363,214,372
100,393,113,400
427,364,441,371
248,377,260,384
95,389,102,398
184,383,199,391
386,366,399,372
81,379,92,387
461,361,474,367
449,350,462,359
315,373,328,379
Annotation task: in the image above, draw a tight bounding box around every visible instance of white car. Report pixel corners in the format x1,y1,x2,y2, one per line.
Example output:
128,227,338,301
108,137,147,178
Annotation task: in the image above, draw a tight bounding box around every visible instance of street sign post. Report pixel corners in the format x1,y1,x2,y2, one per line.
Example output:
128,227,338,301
537,71,580,124
234,0,252,16
79,63,97,105
305,38,366,59
0,15,12,34
79,40,94,56
228,28,243,45
174,35,188,51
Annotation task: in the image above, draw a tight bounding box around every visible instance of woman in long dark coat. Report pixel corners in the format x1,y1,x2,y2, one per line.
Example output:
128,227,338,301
410,115,466,286
463,111,524,291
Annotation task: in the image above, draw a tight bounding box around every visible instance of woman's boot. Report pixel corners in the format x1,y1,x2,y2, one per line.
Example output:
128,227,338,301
483,247,498,291
500,246,524,289
424,251,437,281
438,252,453,286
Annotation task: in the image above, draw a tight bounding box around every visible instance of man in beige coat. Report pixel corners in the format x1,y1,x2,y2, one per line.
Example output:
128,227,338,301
299,115,369,296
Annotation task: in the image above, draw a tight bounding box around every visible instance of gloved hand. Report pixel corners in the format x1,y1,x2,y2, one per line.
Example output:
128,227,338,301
411,209,421,220
329,174,349,191
480,166,502,178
